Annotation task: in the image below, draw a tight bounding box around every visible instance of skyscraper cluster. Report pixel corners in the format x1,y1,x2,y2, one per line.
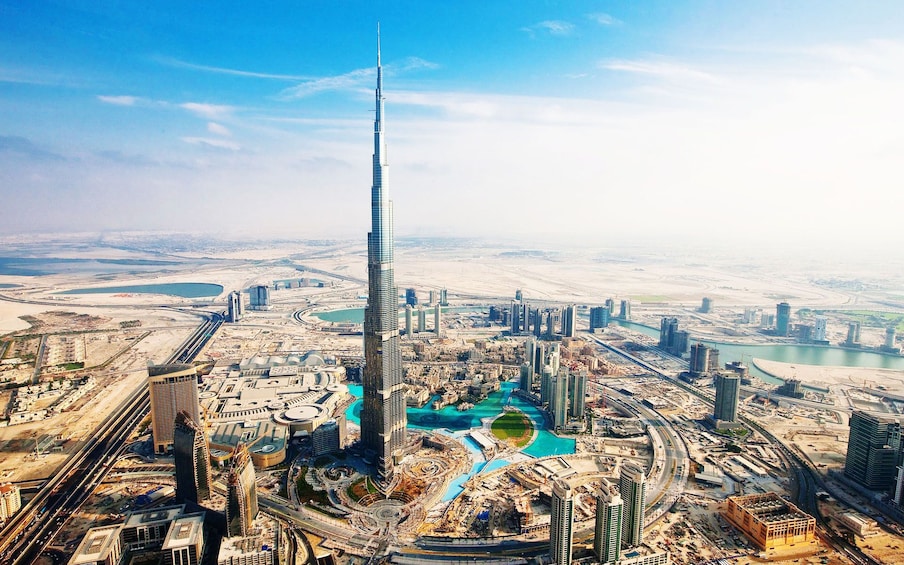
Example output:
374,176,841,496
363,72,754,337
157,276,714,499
361,33,407,483
506,296,577,339
658,317,689,357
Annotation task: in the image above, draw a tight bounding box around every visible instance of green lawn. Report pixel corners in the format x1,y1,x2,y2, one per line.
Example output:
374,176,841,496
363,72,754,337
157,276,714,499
491,411,533,448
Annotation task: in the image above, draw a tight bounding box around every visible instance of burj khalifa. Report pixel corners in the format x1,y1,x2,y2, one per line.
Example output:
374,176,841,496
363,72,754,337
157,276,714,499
361,29,407,483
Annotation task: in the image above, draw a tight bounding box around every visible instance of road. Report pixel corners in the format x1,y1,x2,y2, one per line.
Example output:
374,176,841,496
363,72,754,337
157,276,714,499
0,312,224,565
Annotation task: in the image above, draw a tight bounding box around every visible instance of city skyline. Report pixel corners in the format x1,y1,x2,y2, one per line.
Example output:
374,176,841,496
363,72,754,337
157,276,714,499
2,2,904,249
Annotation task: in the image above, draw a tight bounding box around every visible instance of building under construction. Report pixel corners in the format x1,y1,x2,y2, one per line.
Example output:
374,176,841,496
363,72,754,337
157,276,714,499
723,493,817,556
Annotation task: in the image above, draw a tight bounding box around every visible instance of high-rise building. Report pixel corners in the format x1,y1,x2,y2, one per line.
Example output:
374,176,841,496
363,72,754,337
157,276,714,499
813,316,828,342
689,343,711,376
549,479,575,565
589,306,609,332
844,411,904,492
886,327,897,348
551,368,570,429
439,288,448,306
540,365,554,406
148,364,201,454
620,462,646,548
619,300,631,320
313,418,343,456
775,302,791,336
515,289,523,302
226,444,258,538
173,411,212,504
846,321,862,346
0,483,21,521
562,305,576,338
659,318,689,357
361,32,407,483
428,289,437,305
712,373,741,427
594,479,623,564
568,370,586,421
511,300,522,335
434,303,441,336
605,298,615,315
520,363,532,394
405,287,418,306
226,290,244,322
417,305,426,333
405,304,413,337
249,285,271,311
700,297,713,313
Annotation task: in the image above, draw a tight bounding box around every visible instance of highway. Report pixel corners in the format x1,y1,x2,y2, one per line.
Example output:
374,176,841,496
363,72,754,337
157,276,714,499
583,334,882,565
0,311,224,565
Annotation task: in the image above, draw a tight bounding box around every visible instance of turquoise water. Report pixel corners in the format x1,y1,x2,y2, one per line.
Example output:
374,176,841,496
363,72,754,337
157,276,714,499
613,320,904,378
0,283,20,289
316,306,483,324
344,382,575,458
61,282,224,298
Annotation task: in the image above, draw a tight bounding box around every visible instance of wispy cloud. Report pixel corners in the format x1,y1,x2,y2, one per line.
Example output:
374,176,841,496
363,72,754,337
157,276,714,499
601,59,719,83
180,102,235,119
397,57,440,72
97,95,139,106
587,13,621,26
0,135,65,161
181,136,241,151
207,122,232,136
277,67,374,100
155,56,311,81
521,20,575,38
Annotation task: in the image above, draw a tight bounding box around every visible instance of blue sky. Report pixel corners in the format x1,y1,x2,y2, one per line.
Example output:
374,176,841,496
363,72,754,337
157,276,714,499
2,1,903,248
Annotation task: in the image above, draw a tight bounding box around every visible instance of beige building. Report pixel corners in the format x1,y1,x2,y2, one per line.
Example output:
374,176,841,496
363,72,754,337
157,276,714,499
723,493,817,556
0,483,21,521
148,364,201,454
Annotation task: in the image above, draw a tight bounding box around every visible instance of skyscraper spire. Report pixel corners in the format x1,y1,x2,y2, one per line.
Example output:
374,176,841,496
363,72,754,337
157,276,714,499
361,26,406,485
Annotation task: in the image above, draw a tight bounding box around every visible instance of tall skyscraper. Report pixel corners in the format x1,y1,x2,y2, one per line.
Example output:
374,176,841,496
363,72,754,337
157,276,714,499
594,479,623,564
551,368,570,429
361,31,407,483
226,444,258,538
619,300,631,320
549,479,575,565
620,462,646,547
846,321,862,346
589,306,609,332
519,363,532,393
418,305,426,333
434,303,441,336
813,316,828,342
439,288,448,306
568,370,586,421
249,285,271,311
562,305,576,337
713,372,741,426
226,290,244,322
844,411,904,491
405,287,418,306
404,304,413,337
775,302,791,336
148,364,201,454
173,411,212,504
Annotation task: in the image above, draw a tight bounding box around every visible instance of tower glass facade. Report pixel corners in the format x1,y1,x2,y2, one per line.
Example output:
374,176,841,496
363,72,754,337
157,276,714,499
620,461,646,547
550,479,575,565
713,373,741,424
148,364,201,454
226,444,258,538
594,480,623,564
173,410,212,503
361,30,407,483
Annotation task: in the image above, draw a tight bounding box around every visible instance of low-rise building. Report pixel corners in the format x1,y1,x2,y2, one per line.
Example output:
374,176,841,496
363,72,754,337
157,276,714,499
723,493,817,556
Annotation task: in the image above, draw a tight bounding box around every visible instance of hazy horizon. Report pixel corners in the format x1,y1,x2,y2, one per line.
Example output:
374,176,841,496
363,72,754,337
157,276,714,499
2,2,903,248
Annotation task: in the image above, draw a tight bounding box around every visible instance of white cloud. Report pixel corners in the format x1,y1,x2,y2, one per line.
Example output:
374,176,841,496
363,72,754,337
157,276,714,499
587,13,621,26
601,59,719,83
207,122,232,136
180,102,235,119
521,20,575,37
181,136,240,151
277,67,374,99
97,95,139,106
155,56,310,81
